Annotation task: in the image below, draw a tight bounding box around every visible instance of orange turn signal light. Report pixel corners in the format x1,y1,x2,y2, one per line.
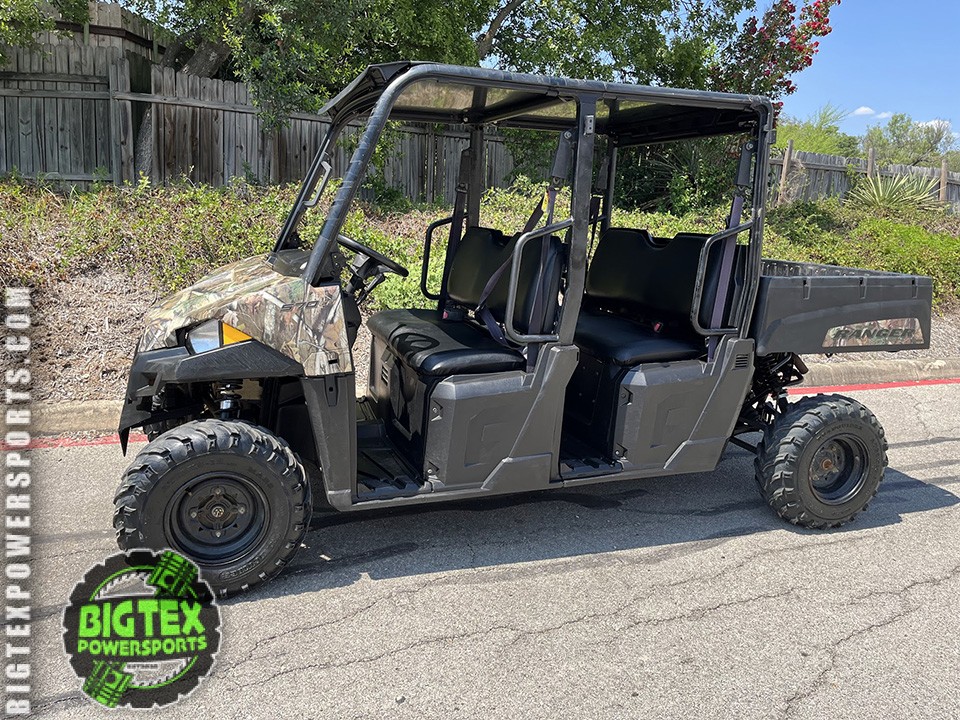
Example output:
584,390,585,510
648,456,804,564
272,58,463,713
221,323,252,345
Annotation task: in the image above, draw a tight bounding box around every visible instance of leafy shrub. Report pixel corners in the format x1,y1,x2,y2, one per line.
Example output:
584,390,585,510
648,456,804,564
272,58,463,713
1,179,957,314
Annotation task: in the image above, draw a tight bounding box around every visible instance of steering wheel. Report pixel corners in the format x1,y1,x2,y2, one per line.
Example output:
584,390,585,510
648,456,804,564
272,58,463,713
337,234,409,277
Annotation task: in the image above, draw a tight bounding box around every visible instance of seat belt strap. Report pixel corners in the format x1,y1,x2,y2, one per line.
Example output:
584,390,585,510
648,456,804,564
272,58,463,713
439,149,471,312
707,141,755,360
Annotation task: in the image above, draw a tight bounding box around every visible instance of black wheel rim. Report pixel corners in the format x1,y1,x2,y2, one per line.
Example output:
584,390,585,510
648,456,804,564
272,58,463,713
808,434,869,505
165,472,269,564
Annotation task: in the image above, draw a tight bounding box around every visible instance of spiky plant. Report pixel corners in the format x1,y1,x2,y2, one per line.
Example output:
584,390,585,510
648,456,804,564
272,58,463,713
846,173,944,213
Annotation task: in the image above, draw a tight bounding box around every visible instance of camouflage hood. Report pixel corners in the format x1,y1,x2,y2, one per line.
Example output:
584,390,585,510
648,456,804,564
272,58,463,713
140,254,352,376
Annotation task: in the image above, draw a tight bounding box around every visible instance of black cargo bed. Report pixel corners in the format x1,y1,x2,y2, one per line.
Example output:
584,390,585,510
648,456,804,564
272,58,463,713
750,260,933,356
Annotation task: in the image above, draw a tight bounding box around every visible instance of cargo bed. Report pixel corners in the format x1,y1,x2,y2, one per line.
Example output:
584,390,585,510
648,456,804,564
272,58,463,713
750,260,933,356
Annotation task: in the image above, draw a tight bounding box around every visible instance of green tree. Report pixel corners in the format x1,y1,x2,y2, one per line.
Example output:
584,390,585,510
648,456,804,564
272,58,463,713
864,113,956,167
775,104,860,155
0,0,88,61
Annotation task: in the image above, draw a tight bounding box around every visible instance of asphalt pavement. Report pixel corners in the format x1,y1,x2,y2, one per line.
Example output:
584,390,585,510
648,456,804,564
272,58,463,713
23,383,960,719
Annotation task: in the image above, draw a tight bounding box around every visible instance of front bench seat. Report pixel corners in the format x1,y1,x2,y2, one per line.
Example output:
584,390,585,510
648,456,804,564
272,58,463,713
368,309,524,376
368,226,563,376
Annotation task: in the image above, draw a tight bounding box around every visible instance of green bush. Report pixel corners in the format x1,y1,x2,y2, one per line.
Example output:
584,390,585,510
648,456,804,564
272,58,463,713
1,179,956,313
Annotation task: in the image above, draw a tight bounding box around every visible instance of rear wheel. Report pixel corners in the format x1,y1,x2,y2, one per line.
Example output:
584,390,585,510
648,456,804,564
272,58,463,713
755,394,887,529
114,419,311,597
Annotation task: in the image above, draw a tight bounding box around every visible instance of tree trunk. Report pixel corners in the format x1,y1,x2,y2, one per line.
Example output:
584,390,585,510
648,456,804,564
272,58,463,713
476,0,526,60
180,39,232,77
134,35,228,180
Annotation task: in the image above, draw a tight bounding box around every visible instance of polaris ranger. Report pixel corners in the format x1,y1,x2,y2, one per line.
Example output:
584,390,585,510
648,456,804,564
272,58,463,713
115,63,933,596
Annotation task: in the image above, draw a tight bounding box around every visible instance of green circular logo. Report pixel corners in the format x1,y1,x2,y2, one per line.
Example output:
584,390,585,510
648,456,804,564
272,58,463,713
61,549,221,709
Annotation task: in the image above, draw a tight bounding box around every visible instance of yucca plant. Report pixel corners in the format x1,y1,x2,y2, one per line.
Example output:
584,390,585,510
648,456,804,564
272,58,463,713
846,173,944,213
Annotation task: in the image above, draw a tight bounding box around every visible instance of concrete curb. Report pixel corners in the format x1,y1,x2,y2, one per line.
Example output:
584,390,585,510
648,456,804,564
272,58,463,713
34,400,119,435
803,357,960,388
30,357,960,436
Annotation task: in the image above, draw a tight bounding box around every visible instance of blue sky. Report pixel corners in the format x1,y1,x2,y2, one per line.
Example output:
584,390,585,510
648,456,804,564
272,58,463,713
781,0,959,137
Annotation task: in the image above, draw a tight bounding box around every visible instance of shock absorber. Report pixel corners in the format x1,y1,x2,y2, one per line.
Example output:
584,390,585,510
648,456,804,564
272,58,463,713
218,381,242,420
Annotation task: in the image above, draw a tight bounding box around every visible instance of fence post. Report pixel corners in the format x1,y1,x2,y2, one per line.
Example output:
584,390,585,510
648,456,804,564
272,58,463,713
777,139,793,206
426,125,436,203
867,147,876,179
941,159,949,203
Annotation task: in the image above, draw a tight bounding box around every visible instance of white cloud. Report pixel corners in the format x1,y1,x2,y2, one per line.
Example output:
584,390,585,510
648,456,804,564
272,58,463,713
919,119,951,129
852,106,876,116
876,111,893,120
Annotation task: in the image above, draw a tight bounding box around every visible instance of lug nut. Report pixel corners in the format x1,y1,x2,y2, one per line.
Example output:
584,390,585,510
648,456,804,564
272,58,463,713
214,531,222,538
190,511,197,518
214,487,223,495
238,505,246,514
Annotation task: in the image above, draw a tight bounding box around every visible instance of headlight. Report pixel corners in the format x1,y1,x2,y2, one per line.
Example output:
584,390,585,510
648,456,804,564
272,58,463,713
185,320,251,354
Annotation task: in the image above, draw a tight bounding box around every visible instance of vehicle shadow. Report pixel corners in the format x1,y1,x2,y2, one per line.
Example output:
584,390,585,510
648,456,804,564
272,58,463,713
227,446,959,605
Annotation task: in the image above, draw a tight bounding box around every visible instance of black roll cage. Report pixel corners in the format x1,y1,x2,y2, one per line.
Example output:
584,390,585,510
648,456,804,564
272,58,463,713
275,62,774,342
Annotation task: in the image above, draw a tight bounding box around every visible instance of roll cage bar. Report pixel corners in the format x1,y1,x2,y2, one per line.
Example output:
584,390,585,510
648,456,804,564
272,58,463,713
275,62,775,340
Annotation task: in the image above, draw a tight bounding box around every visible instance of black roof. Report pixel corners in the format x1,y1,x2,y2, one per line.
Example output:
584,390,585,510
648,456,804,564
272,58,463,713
319,62,772,145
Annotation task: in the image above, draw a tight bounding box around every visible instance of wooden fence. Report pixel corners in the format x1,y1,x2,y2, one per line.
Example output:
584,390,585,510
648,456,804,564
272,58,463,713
770,142,960,209
34,1,166,64
0,45,124,182
142,65,514,198
0,44,514,202
4,38,959,209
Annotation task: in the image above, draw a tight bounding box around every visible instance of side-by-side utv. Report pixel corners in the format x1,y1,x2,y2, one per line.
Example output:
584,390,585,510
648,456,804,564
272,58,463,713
115,63,933,596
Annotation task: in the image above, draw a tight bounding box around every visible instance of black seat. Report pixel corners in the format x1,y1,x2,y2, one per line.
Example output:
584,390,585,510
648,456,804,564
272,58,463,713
368,309,524,376
368,226,564,376
575,312,702,365
575,228,711,365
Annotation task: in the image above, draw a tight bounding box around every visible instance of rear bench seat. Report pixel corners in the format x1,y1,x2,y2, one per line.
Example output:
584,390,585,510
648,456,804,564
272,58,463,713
575,228,712,365
368,226,564,376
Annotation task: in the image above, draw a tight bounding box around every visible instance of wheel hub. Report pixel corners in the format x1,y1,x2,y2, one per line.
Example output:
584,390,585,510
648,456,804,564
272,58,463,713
169,474,267,562
808,435,867,505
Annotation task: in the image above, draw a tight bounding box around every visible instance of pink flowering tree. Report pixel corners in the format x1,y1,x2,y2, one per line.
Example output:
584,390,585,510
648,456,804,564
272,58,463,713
709,0,842,112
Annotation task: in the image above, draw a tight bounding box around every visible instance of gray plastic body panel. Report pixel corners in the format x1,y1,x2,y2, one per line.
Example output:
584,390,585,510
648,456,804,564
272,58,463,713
609,337,755,477
423,345,578,493
751,260,933,356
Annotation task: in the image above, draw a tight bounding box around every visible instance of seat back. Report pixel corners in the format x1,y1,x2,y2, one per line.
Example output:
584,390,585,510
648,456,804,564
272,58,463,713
585,227,745,335
447,226,564,335
585,228,706,332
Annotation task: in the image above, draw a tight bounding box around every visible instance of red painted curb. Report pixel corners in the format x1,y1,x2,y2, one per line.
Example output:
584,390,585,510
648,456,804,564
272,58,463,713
4,376,959,450
0,432,147,451
788,377,960,395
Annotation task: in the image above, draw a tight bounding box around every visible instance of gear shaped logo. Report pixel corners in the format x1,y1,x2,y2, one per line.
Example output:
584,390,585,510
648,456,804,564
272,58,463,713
62,549,221,708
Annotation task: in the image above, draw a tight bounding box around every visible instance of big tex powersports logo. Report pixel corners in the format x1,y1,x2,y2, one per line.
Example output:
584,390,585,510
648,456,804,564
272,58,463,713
61,549,221,709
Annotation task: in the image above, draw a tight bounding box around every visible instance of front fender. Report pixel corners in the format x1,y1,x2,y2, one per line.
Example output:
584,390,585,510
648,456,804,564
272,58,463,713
139,254,353,376
117,341,304,453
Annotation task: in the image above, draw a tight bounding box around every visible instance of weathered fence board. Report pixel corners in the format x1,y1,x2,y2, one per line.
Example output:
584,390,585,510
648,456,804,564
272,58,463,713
771,149,960,208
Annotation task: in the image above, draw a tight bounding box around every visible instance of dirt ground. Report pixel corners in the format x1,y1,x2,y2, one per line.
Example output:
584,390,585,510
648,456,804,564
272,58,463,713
25,269,960,404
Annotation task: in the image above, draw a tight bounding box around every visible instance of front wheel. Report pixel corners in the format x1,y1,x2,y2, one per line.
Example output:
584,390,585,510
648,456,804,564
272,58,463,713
114,419,311,597
755,394,888,529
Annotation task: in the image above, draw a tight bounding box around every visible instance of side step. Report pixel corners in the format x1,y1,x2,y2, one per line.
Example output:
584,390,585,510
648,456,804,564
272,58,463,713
559,435,622,480
355,399,424,500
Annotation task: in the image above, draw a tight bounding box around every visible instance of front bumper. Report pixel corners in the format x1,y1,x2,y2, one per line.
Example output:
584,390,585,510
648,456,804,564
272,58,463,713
117,341,304,453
